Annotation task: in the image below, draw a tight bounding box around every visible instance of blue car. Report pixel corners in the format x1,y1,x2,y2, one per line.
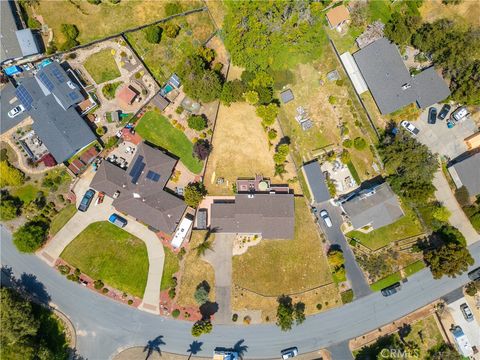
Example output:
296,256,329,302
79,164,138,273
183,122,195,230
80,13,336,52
78,189,95,212
108,213,127,228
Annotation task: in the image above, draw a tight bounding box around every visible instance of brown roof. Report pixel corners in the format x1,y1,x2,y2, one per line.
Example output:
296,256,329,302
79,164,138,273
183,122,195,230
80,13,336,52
326,5,350,28
210,194,295,239
117,85,138,105
91,142,186,233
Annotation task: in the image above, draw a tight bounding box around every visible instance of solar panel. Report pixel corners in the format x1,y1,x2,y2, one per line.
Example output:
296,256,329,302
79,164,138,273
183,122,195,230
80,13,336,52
146,170,160,182
68,91,79,101
15,86,33,110
38,72,54,91
51,67,65,83
129,155,145,184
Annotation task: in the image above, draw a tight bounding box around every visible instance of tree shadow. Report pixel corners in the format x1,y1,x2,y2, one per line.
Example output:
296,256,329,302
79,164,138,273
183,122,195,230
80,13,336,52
275,136,291,151
196,280,211,293
143,335,165,360
199,301,219,319
214,339,249,360
187,340,203,360
397,323,412,344
19,273,51,305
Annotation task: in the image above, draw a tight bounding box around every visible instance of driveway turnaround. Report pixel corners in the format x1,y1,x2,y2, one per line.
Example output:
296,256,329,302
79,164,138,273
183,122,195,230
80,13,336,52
3,226,480,359
39,196,165,314
433,169,480,245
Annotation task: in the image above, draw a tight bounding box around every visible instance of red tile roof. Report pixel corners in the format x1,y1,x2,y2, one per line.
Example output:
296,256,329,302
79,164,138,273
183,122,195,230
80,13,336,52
117,85,138,105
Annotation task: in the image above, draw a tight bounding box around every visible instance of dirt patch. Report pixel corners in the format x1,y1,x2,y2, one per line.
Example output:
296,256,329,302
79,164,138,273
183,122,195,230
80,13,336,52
420,0,480,27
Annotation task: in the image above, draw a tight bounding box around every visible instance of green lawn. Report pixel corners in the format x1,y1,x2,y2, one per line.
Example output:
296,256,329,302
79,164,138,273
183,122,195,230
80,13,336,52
135,110,203,174
49,204,77,236
367,0,392,23
84,49,121,84
404,260,426,277
346,206,423,250
370,271,402,291
12,184,38,204
61,221,148,297
160,247,180,290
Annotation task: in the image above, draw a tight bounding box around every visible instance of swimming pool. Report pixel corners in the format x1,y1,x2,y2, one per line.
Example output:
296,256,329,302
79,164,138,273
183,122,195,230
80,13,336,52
161,83,174,96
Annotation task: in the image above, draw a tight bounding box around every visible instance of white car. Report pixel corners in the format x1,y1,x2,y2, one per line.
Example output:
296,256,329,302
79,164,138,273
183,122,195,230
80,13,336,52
401,120,420,136
281,347,298,360
7,104,25,118
319,210,333,228
452,106,469,122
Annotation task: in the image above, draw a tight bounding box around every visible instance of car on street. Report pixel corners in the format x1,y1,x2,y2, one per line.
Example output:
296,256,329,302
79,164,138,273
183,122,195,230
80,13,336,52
381,282,401,297
428,107,437,124
438,104,451,120
460,303,474,322
468,267,480,281
78,189,95,212
108,213,127,228
319,210,332,228
7,104,25,118
281,347,298,359
401,121,420,136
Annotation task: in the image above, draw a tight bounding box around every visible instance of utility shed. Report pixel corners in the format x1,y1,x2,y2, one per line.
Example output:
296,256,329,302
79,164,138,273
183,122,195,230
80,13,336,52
302,161,331,204
280,89,294,104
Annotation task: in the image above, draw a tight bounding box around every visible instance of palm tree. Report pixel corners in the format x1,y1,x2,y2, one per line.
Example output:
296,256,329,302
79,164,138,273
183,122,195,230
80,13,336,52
194,228,216,257
274,163,287,178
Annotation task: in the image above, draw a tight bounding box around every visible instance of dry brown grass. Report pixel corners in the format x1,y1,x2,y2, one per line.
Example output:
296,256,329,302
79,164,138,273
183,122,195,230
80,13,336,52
420,0,480,27
205,0,227,29
176,231,216,308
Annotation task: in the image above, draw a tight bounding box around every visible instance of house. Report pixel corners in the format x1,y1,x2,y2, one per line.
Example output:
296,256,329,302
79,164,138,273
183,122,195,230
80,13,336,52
353,38,450,114
340,183,404,230
448,152,480,197
1,62,96,163
326,5,350,31
152,93,170,111
302,161,331,204
90,142,187,235
117,85,138,106
280,89,294,104
210,193,295,239
465,132,480,150
236,175,290,194
1,0,40,64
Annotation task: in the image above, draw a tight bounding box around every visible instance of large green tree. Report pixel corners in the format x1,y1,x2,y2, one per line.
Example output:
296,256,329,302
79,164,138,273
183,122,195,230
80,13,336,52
276,295,305,331
13,219,49,253
184,182,207,208
0,191,23,221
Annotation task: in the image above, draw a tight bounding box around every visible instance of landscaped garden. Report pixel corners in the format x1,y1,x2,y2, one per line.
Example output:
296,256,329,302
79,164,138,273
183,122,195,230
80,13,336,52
135,110,203,174
61,221,148,298
160,247,180,290
101,81,123,100
83,49,121,84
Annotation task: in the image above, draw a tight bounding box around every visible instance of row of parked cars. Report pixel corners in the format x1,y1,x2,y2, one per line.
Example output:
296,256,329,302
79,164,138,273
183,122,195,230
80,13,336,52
401,105,469,136
78,189,127,228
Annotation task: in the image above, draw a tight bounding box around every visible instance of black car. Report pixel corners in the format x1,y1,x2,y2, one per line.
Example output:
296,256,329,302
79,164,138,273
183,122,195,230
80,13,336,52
468,267,480,281
428,107,437,124
437,104,451,120
381,282,401,297
78,189,95,212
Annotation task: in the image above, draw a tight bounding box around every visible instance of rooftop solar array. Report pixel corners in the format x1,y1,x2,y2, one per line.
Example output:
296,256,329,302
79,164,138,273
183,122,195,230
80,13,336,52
129,155,145,184
38,72,54,91
146,170,161,182
51,67,65,83
68,91,80,101
15,85,34,110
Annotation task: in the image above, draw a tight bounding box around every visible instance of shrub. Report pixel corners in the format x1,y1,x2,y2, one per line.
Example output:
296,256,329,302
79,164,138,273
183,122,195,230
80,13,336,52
194,286,209,305
102,288,109,294
13,219,49,253
74,268,81,276
341,289,354,304
172,309,180,318
165,2,183,16
243,316,251,325
175,106,184,114
353,137,367,150
96,126,106,136
191,320,213,337
193,139,212,160
328,96,337,104
455,186,470,207
187,115,207,131
342,139,352,148
94,280,104,289
243,90,259,105
256,103,279,126
60,24,80,50
335,79,344,86
465,282,478,296
163,23,180,38
221,80,248,105
58,265,71,275
340,150,351,164
144,25,162,44
87,0,101,4
184,182,207,208
27,18,41,29
168,287,176,299
128,299,133,305
316,303,322,310
177,247,186,260
268,129,278,140
213,62,223,72
232,313,238,322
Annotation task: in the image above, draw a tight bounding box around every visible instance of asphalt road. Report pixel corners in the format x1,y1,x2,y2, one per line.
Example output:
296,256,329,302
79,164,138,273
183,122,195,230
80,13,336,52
314,201,372,298
2,226,479,360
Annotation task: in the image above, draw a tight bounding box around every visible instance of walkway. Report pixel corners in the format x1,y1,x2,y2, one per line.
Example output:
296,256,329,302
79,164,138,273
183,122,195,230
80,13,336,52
203,233,235,324
433,169,480,245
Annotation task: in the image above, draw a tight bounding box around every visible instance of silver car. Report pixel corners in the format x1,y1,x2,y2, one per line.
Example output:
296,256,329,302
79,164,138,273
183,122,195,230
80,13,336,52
281,347,298,360
319,210,332,228
460,303,474,322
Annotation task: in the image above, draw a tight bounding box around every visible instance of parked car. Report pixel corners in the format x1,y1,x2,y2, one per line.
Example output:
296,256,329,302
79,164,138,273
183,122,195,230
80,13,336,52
451,106,469,122
108,213,127,228
95,192,105,205
319,210,332,228
281,347,298,360
460,303,474,322
381,282,401,297
468,267,480,281
7,104,25,118
78,189,95,212
428,107,437,124
401,121,420,136
437,104,451,120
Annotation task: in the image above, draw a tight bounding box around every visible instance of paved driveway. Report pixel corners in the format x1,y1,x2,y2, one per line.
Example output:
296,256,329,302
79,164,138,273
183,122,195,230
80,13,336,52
448,297,480,356
412,105,477,159
315,201,372,299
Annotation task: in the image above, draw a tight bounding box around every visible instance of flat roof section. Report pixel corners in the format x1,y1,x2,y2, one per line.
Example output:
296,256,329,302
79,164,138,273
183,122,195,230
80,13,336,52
340,52,368,95
302,161,331,204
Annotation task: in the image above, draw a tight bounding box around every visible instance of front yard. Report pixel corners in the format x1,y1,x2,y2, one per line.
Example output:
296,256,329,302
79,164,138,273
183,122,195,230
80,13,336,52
49,204,77,237
135,110,203,174
60,221,148,298
160,247,180,290
83,49,121,84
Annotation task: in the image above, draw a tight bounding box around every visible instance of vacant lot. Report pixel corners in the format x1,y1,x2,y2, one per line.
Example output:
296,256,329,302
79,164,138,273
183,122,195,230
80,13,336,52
61,221,148,297
161,247,180,290
126,10,215,83
135,110,203,174
276,47,379,181
26,0,203,45
83,49,121,84
176,231,216,308
420,0,480,27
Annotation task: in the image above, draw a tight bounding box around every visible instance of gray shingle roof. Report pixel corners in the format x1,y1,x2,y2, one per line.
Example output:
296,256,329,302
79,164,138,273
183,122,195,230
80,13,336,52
448,152,480,197
210,194,295,239
0,0,22,63
15,29,39,57
91,143,186,234
353,38,450,114
341,183,404,230
302,161,331,203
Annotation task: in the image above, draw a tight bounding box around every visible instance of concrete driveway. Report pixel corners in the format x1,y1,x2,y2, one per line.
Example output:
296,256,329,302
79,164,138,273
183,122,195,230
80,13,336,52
447,297,480,357
39,192,165,314
412,105,477,159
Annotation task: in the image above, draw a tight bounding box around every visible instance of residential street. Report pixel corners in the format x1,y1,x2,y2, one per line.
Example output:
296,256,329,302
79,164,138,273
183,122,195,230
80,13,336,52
315,201,372,299
433,169,480,245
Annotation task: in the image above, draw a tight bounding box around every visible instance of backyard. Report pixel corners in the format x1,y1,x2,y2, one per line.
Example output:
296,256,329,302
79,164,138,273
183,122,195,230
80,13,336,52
176,230,216,308
61,221,148,298
83,49,121,84
135,110,203,174
24,0,204,45
125,10,215,83
232,198,339,318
